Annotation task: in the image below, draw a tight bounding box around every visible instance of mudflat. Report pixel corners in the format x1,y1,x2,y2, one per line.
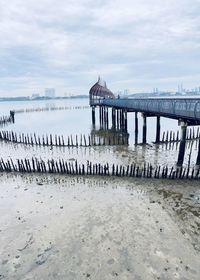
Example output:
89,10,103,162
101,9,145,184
0,173,199,280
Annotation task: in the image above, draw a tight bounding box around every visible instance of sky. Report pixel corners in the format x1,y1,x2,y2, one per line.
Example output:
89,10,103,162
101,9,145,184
0,0,200,96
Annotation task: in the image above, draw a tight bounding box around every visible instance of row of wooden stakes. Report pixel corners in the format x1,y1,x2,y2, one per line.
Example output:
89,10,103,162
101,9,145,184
0,130,129,147
0,115,13,127
0,157,199,180
14,105,89,114
159,127,200,143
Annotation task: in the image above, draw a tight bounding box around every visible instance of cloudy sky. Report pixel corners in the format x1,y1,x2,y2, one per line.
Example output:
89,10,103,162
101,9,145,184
0,0,200,96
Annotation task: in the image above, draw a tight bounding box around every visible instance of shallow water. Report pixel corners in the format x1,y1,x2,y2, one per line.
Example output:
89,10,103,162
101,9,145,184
0,98,185,144
0,98,199,166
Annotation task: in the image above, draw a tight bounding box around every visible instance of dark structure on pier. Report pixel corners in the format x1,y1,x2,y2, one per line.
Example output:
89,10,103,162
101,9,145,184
89,80,200,166
89,77,129,133
89,77,115,102
89,77,116,128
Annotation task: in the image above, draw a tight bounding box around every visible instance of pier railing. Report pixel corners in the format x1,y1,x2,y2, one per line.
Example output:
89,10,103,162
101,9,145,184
91,98,200,122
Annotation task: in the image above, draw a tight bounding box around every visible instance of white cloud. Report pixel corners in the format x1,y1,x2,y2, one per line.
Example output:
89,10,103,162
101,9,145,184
0,0,200,96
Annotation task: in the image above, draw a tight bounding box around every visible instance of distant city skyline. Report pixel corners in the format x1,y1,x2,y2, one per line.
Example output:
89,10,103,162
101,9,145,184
1,0,200,97
2,81,200,99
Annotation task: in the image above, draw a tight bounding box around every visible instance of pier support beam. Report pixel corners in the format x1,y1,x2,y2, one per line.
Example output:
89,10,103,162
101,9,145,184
155,116,161,143
124,110,128,132
177,122,187,166
92,106,95,126
142,114,147,144
120,110,123,131
120,109,122,130
112,108,116,130
103,106,106,128
135,112,138,144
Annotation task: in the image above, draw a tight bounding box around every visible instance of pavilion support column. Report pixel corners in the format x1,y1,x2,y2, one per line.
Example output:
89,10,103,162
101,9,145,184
121,109,124,131
99,106,101,127
155,116,161,143
142,114,147,144
92,106,95,126
103,106,106,128
119,109,122,130
105,107,109,129
119,109,121,130
116,109,119,130
196,139,200,166
177,122,187,166
135,112,138,145
99,106,103,128
101,106,104,128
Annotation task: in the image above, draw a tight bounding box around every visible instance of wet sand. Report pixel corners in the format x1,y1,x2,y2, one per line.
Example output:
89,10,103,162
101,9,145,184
0,173,199,280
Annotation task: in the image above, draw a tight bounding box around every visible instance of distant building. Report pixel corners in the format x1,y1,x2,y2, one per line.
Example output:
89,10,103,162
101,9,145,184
123,89,130,97
45,88,55,98
31,93,40,99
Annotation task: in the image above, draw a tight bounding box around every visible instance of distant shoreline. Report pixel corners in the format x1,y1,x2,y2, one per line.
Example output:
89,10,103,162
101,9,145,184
0,95,89,102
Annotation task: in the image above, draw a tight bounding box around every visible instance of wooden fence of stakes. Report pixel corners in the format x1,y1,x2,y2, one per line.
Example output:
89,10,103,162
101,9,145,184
14,105,90,114
0,130,129,147
0,115,14,127
0,157,199,180
159,127,200,143
0,127,200,148
0,111,199,180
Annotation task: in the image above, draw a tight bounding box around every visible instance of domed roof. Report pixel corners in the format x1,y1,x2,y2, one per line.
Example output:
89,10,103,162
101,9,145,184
89,77,115,99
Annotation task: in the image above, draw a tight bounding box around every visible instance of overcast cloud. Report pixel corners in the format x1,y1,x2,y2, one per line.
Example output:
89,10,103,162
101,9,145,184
0,0,200,96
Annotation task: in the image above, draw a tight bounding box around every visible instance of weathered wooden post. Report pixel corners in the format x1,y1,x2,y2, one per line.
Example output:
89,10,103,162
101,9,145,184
142,114,147,144
10,110,15,123
177,121,187,166
135,112,138,144
155,116,161,143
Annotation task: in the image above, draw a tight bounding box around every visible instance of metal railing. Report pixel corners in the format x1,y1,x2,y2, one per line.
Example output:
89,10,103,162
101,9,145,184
91,98,200,122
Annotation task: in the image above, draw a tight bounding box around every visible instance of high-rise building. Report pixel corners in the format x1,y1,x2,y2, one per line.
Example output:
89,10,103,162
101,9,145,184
31,93,40,99
45,88,55,98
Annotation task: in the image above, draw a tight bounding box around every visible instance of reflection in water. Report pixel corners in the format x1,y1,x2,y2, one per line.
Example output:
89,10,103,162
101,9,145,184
91,127,129,146
0,137,199,170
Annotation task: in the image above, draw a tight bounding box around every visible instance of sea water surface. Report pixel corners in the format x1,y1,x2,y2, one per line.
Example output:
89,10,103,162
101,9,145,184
0,98,180,140
0,98,199,166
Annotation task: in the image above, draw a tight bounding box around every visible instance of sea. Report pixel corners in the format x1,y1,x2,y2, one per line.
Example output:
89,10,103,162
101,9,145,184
0,98,199,167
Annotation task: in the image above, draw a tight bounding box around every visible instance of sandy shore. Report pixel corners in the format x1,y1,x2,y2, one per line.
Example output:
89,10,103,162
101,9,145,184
0,173,200,280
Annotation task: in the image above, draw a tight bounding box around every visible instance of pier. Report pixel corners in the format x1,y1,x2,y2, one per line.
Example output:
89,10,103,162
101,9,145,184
89,78,200,166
